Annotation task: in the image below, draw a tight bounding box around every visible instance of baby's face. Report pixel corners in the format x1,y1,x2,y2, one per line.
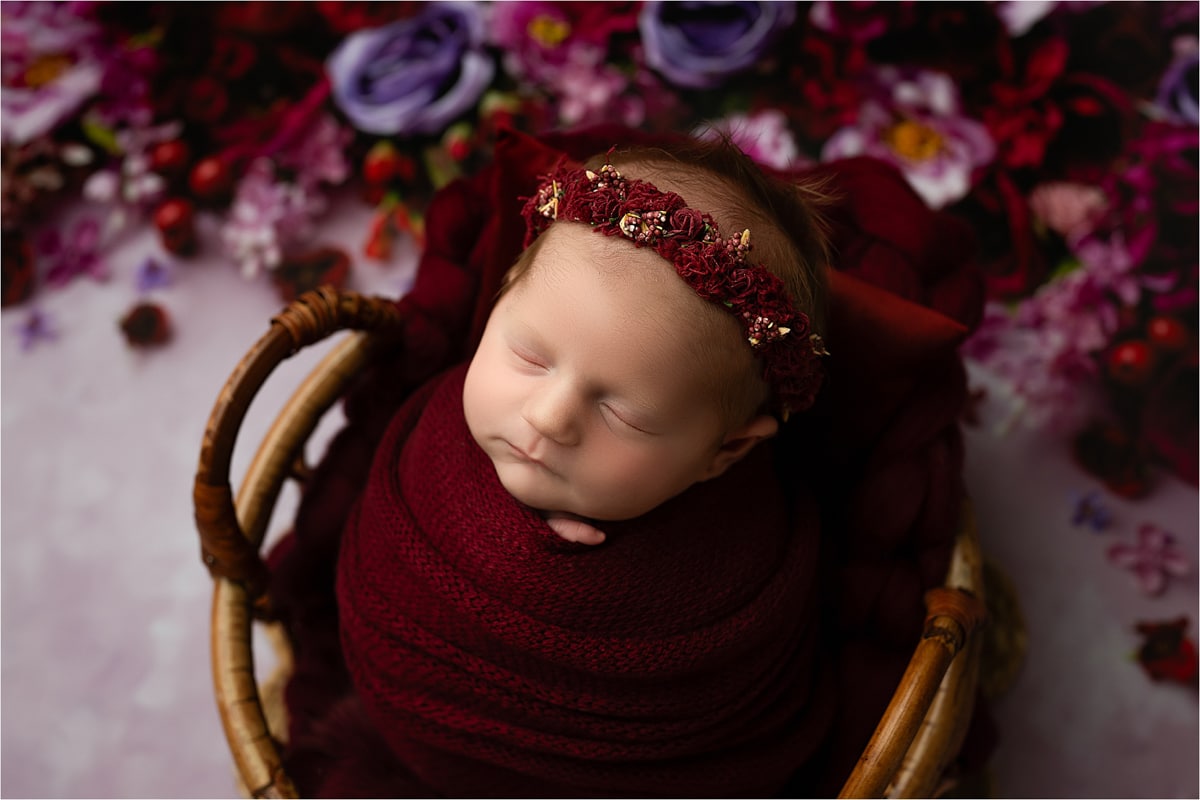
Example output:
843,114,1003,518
463,223,740,521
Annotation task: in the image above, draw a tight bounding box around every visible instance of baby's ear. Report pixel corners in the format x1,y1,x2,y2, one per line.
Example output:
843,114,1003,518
700,414,779,481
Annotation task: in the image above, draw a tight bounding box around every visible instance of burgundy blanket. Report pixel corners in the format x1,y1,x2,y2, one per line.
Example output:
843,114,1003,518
268,126,989,797
332,363,832,797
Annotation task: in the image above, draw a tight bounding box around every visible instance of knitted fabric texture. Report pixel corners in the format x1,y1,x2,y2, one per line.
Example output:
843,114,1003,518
335,364,834,796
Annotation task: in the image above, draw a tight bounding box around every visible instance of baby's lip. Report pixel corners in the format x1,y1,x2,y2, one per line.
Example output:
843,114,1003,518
505,440,549,469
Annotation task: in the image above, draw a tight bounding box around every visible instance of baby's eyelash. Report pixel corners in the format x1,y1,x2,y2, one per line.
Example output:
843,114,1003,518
511,346,547,368
601,403,654,435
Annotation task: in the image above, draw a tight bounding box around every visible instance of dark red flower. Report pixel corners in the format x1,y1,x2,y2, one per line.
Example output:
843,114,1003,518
272,247,351,303
119,303,172,347
1135,618,1199,686
2,228,36,308
669,207,708,239
1141,350,1199,486
1072,419,1152,499
313,1,421,33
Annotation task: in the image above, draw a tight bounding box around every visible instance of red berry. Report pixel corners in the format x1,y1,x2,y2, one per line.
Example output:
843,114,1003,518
1146,315,1190,353
189,157,233,200
1106,339,1155,385
153,198,197,256
362,141,400,185
149,140,191,176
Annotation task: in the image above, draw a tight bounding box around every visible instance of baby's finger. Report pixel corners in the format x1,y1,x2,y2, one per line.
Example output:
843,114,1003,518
546,516,607,546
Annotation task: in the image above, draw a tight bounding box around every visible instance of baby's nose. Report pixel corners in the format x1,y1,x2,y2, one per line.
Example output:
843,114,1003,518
523,379,581,446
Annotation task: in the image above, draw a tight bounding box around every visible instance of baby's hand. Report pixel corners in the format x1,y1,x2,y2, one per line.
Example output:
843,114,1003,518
543,512,606,546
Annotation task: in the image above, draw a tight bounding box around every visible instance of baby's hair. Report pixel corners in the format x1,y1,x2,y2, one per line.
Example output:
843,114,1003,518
503,134,835,424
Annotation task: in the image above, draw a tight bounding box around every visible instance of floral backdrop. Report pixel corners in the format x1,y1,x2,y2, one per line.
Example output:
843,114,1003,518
2,2,1196,541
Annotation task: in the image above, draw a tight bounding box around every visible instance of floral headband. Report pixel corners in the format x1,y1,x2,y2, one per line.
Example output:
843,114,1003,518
521,159,828,417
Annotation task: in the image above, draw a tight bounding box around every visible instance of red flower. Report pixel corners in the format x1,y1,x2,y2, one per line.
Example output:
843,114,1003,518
1135,618,1199,686
272,247,351,303
119,302,172,348
1141,350,1199,486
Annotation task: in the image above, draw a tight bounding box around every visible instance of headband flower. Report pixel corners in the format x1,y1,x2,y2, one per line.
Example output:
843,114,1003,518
522,160,827,417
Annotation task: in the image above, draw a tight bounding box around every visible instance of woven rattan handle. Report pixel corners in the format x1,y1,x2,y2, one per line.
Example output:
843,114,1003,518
839,585,987,798
193,286,404,596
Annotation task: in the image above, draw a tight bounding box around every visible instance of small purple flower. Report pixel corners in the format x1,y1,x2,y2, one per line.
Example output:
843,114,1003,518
17,308,56,351
38,216,108,287
326,2,494,136
821,68,994,209
1155,37,1198,126
1069,489,1113,531
135,256,173,294
638,1,797,89
1108,524,1190,597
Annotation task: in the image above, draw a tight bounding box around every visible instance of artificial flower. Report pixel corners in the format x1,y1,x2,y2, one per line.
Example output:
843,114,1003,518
1107,523,1189,596
221,158,325,278
638,0,797,89
135,256,173,294
326,2,494,136
1140,350,1199,485
821,68,994,209
993,1,1057,37
1071,419,1152,499
38,216,109,287
807,1,891,43
272,246,351,302
1154,36,1198,125
698,109,804,171
1134,618,1199,686
489,2,638,84
0,2,106,146
16,307,56,351
2,228,36,307
1069,489,1113,531
119,301,172,347
1027,182,1108,245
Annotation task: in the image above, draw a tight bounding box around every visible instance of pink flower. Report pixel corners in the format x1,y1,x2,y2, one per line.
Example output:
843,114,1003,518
821,68,994,209
489,2,637,84
1108,524,1190,597
808,1,893,43
698,109,806,171
1028,182,1108,244
221,159,326,278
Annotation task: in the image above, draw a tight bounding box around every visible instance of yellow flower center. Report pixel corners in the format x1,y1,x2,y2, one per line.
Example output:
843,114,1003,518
527,15,571,48
24,54,73,89
884,119,945,162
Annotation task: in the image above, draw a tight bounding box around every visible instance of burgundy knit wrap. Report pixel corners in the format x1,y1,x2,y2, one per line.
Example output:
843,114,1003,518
335,364,834,796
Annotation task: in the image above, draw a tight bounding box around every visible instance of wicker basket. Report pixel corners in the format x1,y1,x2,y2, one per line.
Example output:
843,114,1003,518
194,288,986,799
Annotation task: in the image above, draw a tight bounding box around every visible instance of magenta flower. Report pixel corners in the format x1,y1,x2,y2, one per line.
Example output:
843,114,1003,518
38,215,108,287
1108,524,1190,597
807,1,892,43
821,68,994,209
489,2,637,84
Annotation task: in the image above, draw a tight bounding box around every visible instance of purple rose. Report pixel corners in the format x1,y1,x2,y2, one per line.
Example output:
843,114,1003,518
638,1,797,89
326,2,494,136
